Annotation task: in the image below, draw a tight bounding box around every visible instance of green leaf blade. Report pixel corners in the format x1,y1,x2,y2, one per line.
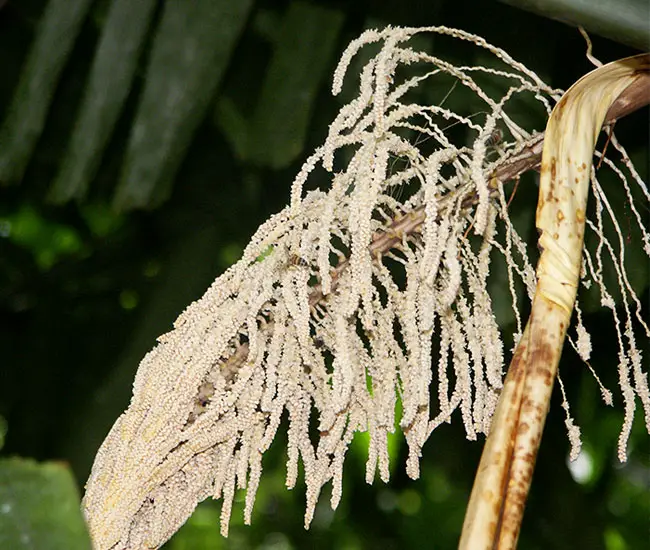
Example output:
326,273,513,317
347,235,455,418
0,458,92,550
248,1,345,169
497,0,650,51
0,0,94,184
49,0,158,203
113,0,253,210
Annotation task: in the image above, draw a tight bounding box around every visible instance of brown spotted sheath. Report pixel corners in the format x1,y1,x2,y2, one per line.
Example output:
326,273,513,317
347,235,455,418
459,54,650,549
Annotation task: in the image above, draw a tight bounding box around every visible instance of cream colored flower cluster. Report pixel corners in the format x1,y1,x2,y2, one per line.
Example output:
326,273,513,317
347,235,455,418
82,26,649,550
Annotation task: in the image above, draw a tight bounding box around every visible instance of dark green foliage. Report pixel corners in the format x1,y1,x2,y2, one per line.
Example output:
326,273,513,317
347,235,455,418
497,0,650,51
0,458,92,550
49,0,158,202
113,0,254,209
214,0,346,169
246,1,344,168
0,0,94,183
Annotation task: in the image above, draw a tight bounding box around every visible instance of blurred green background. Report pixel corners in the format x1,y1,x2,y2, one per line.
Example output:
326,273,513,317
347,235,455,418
0,1,648,549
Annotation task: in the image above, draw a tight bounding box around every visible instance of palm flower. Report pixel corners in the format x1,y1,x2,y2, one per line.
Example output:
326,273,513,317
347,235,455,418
82,26,650,550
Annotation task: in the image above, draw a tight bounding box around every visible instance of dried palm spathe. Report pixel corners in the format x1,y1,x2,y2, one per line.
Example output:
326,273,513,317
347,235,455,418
82,27,650,550
459,52,650,550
